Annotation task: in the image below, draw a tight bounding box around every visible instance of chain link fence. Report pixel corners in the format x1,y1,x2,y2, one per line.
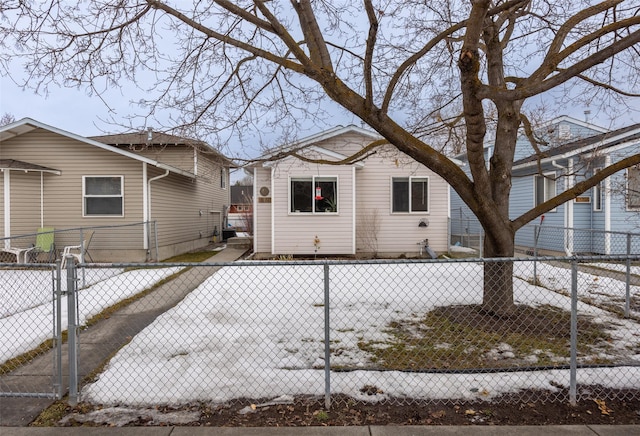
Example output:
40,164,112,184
0,221,158,264
450,218,640,258
2,255,640,408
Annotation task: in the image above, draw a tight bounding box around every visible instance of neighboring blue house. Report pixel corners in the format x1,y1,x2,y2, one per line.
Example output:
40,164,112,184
450,116,640,255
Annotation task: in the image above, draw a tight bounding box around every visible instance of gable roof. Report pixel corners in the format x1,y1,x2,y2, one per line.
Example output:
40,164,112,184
513,122,640,169
453,115,609,161
90,130,230,165
0,118,197,178
258,125,380,163
257,124,462,167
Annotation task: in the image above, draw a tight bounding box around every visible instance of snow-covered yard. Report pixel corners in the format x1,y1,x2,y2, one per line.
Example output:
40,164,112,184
1,266,182,363
2,259,639,406
81,260,640,406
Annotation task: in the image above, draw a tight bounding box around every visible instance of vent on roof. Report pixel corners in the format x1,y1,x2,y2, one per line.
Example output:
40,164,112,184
147,127,153,142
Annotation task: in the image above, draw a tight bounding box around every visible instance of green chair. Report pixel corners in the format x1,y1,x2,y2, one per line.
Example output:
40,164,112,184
25,227,56,263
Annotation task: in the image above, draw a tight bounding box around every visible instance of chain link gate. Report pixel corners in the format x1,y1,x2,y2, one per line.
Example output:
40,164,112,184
0,261,64,400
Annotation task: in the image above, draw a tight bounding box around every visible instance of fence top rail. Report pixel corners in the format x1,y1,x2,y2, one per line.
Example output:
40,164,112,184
0,221,156,241
68,253,640,269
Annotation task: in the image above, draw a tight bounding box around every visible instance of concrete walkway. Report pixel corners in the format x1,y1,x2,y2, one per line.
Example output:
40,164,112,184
0,247,248,427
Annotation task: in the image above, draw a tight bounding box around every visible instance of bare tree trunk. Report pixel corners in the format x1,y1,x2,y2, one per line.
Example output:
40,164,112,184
482,230,516,315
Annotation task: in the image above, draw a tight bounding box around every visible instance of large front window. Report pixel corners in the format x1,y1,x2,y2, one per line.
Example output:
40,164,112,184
83,176,124,216
392,177,429,213
290,176,337,213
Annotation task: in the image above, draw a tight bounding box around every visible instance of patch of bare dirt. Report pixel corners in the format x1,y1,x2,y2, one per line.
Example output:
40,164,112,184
54,390,640,427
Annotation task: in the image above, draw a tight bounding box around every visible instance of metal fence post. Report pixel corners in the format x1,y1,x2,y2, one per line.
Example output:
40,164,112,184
323,263,331,410
626,233,631,318
66,256,79,406
569,259,578,406
54,259,63,399
533,224,539,284
153,221,159,262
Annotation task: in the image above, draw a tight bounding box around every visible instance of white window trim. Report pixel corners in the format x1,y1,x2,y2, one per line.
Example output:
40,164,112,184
593,168,603,212
288,175,339,215
391,176,430,214
82,175,124,218
534,172,557,212
626,166,640,211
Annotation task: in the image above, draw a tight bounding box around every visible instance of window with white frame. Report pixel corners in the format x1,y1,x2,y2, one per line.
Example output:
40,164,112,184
534,173,556,209
290,176,337,213
83,176,124,216
392,177,429,213
593,168,602,212
628,166,640,210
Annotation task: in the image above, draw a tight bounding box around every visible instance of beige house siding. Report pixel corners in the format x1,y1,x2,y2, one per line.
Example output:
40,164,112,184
130,145,196,174
4,171,42,244
253,167,273,254
1,123,231,261
253,127,452,258
313,136,450,255
270,157,356,256
148,155,228,260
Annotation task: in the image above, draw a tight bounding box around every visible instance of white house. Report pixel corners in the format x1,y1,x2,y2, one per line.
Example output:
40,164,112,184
251,125,455,258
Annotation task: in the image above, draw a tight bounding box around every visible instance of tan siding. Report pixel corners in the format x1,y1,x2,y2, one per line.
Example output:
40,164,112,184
2,130,144,250
353,145,450,254
133,145,196,173
0,175,4,237
6,172,41,239
1,127,230,260
148,153,228,258
270,158,355,255
253,168,273,254
254,130,451,257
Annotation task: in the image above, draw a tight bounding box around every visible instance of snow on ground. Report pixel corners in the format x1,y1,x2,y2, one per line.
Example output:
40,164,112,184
78,261,640,406
0,267,182,363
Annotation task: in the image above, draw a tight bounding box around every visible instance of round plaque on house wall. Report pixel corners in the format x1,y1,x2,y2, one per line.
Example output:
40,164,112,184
259,186,270,197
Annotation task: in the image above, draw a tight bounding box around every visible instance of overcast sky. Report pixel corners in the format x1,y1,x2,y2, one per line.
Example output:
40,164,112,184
2,66,639,153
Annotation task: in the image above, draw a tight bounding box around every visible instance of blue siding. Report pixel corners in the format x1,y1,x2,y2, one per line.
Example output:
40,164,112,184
449,117,640,255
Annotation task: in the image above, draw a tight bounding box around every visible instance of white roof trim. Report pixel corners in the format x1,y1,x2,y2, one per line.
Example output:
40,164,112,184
538,115,608,134
0,118,196,179
513,126,640,170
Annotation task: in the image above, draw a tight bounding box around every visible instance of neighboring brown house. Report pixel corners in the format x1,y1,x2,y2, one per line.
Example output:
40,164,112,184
1,118,231,261
228,185,253,232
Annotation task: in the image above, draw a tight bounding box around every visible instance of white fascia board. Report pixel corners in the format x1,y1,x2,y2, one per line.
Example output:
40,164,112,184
538,115,608,133
513,127,640,171
1,117,196,179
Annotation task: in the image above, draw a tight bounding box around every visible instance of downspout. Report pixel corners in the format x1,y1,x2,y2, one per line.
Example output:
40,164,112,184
147,168,170,254
604,155,612,254
143,163,148,250
271,167,275,255
252,171,257,255
352,167,356,255
40,172,44,228
3,170,9,248
551,160,572,255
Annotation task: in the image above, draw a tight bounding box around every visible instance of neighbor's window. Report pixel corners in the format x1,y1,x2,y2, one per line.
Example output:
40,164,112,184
392,177,429,213
593,168,602,212
534,173,556,210
628,166,640,210
290,176,338,213
83,176,124,216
